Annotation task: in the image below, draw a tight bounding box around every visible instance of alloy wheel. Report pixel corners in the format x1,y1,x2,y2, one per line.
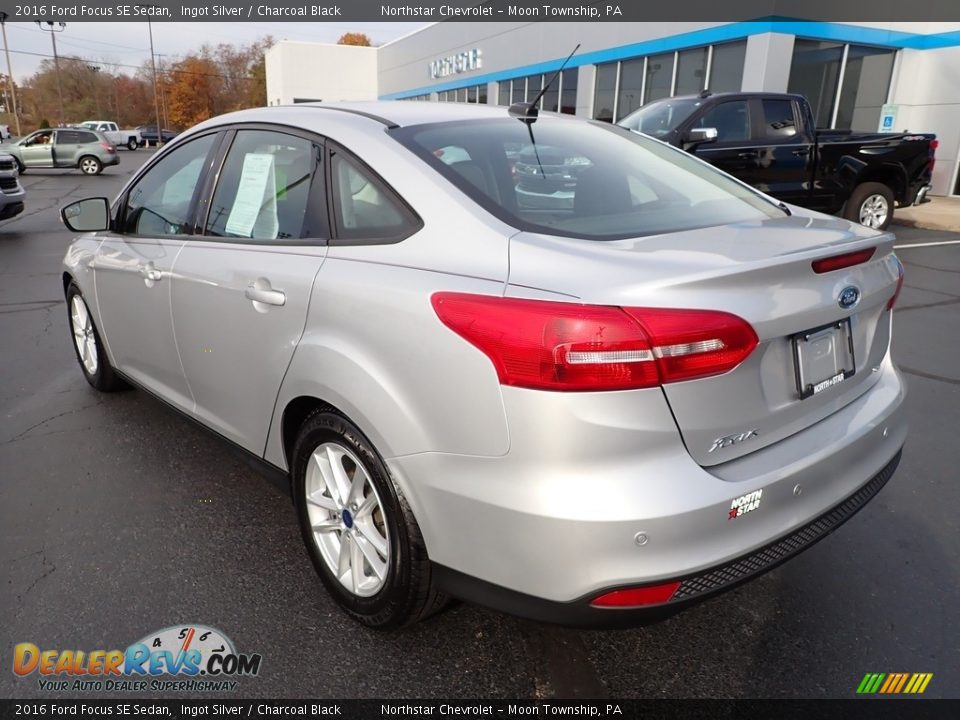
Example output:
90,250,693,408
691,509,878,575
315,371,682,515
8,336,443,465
859,193,889,229
70,295,99,375
304,442,390,597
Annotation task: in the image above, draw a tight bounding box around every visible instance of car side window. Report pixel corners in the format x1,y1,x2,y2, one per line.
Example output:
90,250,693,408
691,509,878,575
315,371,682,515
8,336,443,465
121,134,216,237
694,101,751,143
205,129,321,242
56,131,82,145
761,99,798,139
329,147,420,242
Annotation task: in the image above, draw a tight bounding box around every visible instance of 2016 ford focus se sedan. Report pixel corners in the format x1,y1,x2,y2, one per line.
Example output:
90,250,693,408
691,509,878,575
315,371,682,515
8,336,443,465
59,102,906,629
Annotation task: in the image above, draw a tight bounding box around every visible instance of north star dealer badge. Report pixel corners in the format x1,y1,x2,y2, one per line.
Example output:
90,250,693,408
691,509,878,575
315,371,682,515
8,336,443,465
728,489,762,520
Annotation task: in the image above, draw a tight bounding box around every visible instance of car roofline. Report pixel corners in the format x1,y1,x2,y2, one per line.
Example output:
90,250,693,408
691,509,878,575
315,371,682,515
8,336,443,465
292,105,400,129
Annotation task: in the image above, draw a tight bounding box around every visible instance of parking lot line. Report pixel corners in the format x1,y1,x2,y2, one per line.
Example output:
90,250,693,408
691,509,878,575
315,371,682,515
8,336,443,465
894,239,960,249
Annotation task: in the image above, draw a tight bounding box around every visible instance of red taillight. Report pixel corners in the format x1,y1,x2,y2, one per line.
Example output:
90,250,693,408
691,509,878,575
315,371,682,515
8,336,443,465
811,247,876,274
100,142,114,152
887,256,905,311
590,582,681,608
431,293,758,392
929,139,938,174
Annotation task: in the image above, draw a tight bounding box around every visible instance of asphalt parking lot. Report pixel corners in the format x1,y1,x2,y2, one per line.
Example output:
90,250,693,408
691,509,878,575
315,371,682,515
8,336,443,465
1,154,957,700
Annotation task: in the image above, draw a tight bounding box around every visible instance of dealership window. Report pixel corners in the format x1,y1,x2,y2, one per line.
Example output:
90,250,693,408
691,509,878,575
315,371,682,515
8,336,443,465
525,74,543,102
560,69,578,114
438,83,487,104
511,77,525,104
836,45,896,130
616,58,644,122
788,39,894,131
644,53,674,104
594,40,747,122
675,46,708,96
707,41,746,93
498,70,577,114
594,63,617,122
788,40,844,128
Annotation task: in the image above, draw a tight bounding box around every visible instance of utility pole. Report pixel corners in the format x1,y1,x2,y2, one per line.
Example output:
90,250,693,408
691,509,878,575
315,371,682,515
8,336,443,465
144,11,163,146
36,21,66,126
0,13,21,136
155,55,169,130
88,65,101,117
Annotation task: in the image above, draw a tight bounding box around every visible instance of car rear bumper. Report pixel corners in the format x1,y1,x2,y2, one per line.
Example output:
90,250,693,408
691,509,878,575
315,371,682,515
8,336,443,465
432,449,900,627
387,354,906,617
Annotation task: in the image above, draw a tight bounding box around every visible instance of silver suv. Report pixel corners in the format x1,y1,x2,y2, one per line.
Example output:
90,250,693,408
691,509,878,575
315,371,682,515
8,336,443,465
3,127,119,175
60,103,906,628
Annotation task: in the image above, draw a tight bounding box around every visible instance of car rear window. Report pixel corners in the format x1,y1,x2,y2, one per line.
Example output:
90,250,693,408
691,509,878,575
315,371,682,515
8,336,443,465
392,118,784,240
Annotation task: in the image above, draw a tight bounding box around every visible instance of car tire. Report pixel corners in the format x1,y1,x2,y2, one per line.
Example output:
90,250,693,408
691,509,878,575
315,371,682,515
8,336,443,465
79,156,102,175
66,282,127,392
15,159,25,174
292,408,447,629
845,182,895,231
127,138,138,151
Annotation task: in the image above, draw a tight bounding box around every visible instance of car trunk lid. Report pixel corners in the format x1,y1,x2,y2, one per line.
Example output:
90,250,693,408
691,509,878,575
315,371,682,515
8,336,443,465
506,212,900,466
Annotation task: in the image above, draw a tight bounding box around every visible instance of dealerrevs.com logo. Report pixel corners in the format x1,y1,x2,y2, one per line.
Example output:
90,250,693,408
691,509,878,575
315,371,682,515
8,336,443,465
13,625,262,692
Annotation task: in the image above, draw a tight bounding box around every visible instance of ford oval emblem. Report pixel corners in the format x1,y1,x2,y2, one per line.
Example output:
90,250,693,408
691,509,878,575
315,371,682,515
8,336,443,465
838,286,861,310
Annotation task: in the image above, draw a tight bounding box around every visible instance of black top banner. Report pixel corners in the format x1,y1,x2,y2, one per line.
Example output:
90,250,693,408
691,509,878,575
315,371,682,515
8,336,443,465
1,0,960,22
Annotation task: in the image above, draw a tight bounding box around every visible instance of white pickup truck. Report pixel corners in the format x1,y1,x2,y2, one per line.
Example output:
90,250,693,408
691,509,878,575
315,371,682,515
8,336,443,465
79,121,142,151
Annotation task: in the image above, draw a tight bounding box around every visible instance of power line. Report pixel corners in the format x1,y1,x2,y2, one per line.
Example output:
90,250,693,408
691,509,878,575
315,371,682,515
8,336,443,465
2,46,260,81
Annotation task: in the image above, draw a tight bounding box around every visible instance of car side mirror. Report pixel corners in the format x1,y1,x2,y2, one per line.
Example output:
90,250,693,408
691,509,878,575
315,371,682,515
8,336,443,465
684,127,718,145
61,197,110,232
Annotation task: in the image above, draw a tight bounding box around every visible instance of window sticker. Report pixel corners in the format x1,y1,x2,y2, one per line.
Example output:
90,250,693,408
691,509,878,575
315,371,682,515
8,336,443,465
225,153,279,238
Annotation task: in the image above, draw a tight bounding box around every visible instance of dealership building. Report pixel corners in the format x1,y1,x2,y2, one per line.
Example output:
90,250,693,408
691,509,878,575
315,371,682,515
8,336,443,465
265,21,960,195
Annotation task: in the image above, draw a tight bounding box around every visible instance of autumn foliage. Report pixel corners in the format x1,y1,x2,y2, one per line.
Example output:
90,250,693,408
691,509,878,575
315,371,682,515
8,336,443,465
337,32,372,47
16,37,273,133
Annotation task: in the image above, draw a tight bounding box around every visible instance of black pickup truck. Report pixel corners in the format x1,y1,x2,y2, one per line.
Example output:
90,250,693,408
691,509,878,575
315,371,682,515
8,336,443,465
618,92,937,230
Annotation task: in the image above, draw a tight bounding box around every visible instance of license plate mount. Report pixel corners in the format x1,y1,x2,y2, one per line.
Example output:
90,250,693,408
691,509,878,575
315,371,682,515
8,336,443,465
792,319,856,400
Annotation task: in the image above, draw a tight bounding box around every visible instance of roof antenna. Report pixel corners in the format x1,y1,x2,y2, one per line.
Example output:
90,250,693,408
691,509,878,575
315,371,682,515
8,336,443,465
509,43,580,124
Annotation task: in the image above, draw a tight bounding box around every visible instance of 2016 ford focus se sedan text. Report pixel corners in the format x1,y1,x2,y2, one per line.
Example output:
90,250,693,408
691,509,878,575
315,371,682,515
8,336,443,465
59,102,906,629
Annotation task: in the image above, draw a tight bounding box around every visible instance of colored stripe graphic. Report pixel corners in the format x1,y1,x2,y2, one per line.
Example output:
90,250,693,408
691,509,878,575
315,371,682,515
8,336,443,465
857,672,932,694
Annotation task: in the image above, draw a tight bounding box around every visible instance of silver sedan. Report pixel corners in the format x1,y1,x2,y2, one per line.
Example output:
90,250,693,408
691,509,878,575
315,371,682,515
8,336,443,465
59,102,906,628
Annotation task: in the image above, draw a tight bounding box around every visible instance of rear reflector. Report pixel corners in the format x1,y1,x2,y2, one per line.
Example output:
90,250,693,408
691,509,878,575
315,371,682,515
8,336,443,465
431,293,758,392
590,582,681,608
811,247,876,274
887,256,905,311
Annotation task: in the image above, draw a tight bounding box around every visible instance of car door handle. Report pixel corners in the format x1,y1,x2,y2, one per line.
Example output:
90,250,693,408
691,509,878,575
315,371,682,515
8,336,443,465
138,264,163,282
792,148,811,156
737,151,759,159
245,284,286,307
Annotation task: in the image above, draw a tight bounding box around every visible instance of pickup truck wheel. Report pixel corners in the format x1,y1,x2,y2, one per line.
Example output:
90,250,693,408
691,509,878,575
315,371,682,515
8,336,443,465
79,156,102,175
127,138,138,151
846,182,894,231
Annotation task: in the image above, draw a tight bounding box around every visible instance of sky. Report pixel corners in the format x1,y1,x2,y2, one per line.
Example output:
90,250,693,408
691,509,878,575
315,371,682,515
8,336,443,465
0,21,430,82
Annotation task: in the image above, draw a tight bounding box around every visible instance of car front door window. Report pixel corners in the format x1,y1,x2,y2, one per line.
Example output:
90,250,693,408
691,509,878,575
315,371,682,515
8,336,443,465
122,134,217,236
